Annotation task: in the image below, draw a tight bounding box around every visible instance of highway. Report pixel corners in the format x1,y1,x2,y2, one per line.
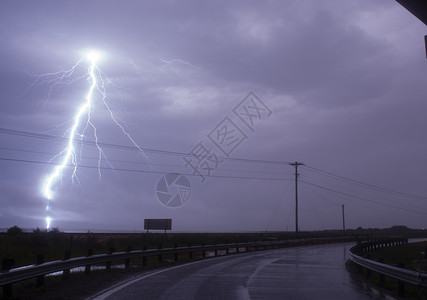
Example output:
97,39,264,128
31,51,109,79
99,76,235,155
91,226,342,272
89,242,391,300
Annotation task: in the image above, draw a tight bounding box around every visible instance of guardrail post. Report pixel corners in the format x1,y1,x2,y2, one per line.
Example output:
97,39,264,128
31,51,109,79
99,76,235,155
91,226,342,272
202,244,206,258
125,246,132,269
2,257,15,298
142,246,147,266
398,262,405,296
378,258,385,286
63,250,71,280
188,244,193,259
158,244,163,263
36,254,45,286
106,247,115,270
365,255,372,277
85,249,93,274
174,243,178,262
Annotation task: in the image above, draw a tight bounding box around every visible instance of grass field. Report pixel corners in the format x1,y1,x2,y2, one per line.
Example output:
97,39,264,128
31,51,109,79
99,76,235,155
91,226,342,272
1,228,294,269
368,241,427,272
347,241,427,299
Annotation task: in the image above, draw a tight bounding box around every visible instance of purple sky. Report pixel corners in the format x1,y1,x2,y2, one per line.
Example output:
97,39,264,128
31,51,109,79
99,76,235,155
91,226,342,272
1,0,427,232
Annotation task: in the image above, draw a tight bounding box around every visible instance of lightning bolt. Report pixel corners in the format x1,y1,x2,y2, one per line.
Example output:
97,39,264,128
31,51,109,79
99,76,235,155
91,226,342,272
39,50,149,229
129,57,196,78
159,58,195,77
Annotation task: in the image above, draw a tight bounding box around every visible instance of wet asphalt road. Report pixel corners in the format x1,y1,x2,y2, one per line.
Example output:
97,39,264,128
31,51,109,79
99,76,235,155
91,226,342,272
91,242,390,300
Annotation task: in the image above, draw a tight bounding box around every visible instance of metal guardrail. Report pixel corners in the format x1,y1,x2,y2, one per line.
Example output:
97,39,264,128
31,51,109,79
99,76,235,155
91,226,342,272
349,240,427,287
1,236,353,287
349,251,427,286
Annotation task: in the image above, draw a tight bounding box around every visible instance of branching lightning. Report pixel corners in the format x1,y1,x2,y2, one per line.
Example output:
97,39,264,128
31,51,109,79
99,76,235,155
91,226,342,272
159,58,195,77
37,50,149,229
129,57,196,78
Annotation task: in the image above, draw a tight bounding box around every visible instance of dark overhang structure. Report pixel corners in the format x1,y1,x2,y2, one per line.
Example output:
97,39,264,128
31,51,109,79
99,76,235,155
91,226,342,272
395,0,427,25
395,0,427,58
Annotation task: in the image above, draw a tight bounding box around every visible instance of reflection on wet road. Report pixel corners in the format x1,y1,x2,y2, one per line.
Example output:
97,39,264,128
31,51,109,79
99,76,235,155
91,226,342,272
92,242,391,300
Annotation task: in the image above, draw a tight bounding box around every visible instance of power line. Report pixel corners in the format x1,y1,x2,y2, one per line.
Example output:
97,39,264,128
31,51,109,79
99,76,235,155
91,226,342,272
301,179,425,219
301,166,427,213
264,180,292,232
303,164,427,200
300,172,389,201
4,129,426,210
300,180,426,215
302,180,341,208
0,127,291,166
0,146,290,177
0,156,292,182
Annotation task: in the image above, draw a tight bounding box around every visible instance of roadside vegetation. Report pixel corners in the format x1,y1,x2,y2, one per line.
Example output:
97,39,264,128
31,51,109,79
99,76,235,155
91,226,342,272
1,226,275,269
347,240,427,299
368,241,427,272
3,224,426,268
1,227,268,299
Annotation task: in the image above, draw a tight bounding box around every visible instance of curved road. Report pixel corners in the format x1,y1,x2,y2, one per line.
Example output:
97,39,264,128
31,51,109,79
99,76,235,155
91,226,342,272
90,242,389,300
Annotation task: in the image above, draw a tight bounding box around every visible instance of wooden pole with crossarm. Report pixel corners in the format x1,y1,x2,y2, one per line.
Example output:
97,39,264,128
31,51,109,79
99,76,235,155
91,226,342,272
289,162,304,235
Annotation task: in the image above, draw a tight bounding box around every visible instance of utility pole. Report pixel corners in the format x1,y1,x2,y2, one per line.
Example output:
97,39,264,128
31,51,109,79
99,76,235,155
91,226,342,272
289,162,304,235
342,204,346,235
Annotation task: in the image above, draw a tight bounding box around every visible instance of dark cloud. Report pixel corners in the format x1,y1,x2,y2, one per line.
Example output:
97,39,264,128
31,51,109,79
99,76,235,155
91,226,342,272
1,0,427,232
